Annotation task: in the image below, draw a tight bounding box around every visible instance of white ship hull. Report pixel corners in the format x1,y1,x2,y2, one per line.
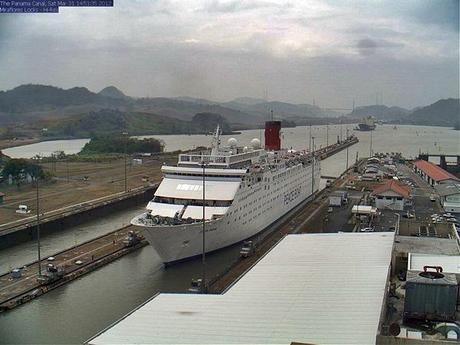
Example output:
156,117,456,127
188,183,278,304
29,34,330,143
133,160,320,263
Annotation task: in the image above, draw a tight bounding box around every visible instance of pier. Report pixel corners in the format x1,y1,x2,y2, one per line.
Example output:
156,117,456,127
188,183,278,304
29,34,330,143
0,226,146,312
0,184,157,241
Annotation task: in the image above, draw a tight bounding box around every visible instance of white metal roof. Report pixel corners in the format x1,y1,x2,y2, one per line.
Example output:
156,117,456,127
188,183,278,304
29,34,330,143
146,202,183,217
89,232,394,345
155,177,241,201
182,206,228,220
408,253,460,273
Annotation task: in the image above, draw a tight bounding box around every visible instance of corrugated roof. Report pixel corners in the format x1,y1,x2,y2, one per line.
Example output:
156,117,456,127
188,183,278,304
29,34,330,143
414,160,459,182
89,232,394,345
434,183,460,197
372,179,411,198
408,253,460,273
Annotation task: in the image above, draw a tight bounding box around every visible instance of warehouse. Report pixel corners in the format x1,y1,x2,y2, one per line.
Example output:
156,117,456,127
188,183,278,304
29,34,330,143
435,182,460,213
414,160,459,186
88,232,394,345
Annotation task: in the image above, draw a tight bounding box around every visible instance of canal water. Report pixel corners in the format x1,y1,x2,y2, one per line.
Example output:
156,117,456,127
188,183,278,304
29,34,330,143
0,124,459,344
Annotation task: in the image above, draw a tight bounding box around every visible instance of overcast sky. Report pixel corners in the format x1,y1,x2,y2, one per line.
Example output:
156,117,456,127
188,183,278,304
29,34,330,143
0,0,458,109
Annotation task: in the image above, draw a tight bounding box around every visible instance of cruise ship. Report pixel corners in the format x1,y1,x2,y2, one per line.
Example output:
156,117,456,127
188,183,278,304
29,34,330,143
131,121,321,264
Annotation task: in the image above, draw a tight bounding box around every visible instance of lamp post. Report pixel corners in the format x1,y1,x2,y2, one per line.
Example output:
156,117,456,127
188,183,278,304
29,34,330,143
370,130,373,158
201,161,207,293
311,137,315,194
346,128,350,170
35,165,42,276
122,132,128,192
394,213,400,234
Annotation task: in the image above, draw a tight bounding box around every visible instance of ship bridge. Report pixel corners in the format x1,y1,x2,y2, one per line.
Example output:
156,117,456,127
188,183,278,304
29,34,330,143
145,166,245,222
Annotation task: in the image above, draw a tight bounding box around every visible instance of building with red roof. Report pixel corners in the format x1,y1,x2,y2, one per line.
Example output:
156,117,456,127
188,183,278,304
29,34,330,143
372,179,412,211
414,160,459,186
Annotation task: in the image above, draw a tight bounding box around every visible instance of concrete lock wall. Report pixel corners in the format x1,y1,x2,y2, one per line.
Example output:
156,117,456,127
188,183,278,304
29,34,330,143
0,189,155,249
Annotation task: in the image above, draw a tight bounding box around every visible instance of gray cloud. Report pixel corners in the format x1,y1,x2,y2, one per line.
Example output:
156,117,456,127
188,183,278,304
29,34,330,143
201,0,288,13
0,0,458,109
356,38,405,56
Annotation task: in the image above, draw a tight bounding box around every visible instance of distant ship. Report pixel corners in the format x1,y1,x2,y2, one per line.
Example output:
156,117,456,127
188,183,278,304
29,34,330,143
356,116,376,131
131,122,321,264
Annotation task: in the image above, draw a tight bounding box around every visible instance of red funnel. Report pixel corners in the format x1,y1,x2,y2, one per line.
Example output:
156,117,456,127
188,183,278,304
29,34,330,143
265,121,281,151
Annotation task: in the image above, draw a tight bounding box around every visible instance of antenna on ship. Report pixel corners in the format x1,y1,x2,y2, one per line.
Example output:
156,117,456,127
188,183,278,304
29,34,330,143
201,160,207,294
311,137,315,194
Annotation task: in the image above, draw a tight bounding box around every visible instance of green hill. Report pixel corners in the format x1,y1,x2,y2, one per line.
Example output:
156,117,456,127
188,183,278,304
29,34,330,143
406,98,459,127
45,109,233,138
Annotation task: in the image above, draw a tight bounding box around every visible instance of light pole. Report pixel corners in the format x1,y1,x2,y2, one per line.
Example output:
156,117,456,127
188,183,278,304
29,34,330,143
394,213,400,234
370,130,373,158
346,128,350,170
326,124,329,147
122,132,128,192
201,161,207,293
35,166,42,276
311,136,315,194
309,124,312,153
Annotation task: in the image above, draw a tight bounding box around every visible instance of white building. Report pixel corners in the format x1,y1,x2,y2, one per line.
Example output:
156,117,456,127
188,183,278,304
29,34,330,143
435,183,460,214
372,179,411,211
88,232,394,345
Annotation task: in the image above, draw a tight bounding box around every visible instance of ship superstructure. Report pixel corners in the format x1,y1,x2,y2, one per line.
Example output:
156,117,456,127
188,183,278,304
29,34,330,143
131,122,321,263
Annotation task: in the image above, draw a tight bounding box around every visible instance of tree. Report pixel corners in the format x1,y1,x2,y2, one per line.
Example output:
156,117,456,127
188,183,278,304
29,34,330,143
2,159,43,189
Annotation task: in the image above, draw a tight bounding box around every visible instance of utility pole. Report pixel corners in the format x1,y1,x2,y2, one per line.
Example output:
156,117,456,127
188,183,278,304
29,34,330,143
346,128,349,170
326,124,329,147
311,137,315,194
123,132,128,192
340,119,343,142
201,162,207,293
66,160,69,183
309,124,312,153
36,169,42,276
370,130,373,157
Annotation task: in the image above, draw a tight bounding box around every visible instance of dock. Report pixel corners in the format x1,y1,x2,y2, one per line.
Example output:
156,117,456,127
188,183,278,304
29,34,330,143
0,184,157,239
0,226,146,312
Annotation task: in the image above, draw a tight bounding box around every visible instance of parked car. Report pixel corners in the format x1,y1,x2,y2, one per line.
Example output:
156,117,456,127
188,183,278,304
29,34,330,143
430,194,436,202
327,207,333,213
360,227,375,232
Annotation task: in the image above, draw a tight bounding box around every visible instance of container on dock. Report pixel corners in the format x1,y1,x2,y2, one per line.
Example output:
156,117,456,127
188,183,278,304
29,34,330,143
404,266,458,322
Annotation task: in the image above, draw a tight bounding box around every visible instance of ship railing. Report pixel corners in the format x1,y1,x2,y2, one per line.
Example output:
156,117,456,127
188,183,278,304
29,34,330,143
179,149,263,165
179,154,230,165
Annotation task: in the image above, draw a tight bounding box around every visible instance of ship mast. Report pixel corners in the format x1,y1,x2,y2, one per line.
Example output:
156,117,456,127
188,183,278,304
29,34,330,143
210,125,221,156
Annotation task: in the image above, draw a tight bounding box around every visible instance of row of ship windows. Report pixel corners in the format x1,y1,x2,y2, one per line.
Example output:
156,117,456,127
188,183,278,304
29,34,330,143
235,172,311,212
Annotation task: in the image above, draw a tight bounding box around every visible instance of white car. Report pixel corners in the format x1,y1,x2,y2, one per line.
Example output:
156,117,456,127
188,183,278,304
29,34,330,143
360,227,375,232
47,256,55,262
